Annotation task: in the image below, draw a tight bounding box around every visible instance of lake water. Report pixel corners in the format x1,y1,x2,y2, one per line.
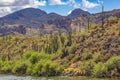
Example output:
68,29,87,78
0,74,119,80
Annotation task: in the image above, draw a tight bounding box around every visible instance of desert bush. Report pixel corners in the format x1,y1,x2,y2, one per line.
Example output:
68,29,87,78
1,61,13,73
67,54,74,61
82,52,92,60
22,51,32,60
29,53,40,64
106,56,120,69
80,60,95,76
68,43,79,54
12,60,30,74
92,52,102,62
71,55,81,63
105,56,120,77
92,62,108,77
31,60,62,76
108,16,117,22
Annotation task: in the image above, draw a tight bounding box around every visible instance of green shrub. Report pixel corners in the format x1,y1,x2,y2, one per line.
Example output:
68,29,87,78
1,61,13,73
42,60,62,76
29,53,40,64
0,60,2,72
26,66,33,75
71,55,81,63
32,60,62,76
0,60,3,68
80,31,87,37
92,62,108,77
68,43,79,54
117,21,120,30
22,51,32,60
22,51,63,76
105,56,120,77
31,60,46,75
92,53,102,62
67,54,74,61
23,51,40,60
23,51,52,64
108,16,117,22
106,56,120,69
12,60,30,74
80,60,95,76
82,52,92,60
51,49,62,60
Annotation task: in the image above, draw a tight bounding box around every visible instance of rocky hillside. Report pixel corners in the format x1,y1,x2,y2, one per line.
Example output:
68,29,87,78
0,15,120,77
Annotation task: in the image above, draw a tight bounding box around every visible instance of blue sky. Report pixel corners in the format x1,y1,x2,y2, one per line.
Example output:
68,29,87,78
0,0,120,17
38,0,120,15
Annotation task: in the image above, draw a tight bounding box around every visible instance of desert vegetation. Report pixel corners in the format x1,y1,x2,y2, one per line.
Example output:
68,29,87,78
0,16,120,78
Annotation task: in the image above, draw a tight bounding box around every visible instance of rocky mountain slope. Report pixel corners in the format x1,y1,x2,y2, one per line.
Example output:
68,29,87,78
0,15,120,77
0,8,120,36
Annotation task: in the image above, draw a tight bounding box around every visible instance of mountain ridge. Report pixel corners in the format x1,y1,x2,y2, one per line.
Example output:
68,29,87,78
0,8,120,36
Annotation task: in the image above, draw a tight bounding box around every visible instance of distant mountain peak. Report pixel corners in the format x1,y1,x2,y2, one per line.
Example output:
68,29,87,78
68,8,91,19
0,8,48,25
72,8,86,12
3,8,47,19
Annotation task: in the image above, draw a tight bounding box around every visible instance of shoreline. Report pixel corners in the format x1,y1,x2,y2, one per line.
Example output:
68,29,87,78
0,73,120,79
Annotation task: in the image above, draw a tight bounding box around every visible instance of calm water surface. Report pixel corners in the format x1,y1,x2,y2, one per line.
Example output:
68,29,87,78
0,74,119,80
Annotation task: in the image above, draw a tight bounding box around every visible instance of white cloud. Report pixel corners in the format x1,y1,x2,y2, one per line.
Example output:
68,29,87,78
22,0,46,8
49,0,66,5
0,0,15,3
67,0,79,8
0,0,46,7
35,0,46,6
0,0,15,6
0,7,12,17
82,0,99,9
74,3,81,8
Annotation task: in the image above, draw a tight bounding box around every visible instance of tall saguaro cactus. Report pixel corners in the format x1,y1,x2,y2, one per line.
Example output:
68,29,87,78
102,5,104,28
87,17,90,32
99,0,104,28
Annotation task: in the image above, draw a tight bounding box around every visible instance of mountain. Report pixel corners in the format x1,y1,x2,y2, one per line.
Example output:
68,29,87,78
0,8,120,36
68,8,91,19
0,8,92,35
93,9,120,23
0,8,63,27
0,8,66,35
0,8,46,23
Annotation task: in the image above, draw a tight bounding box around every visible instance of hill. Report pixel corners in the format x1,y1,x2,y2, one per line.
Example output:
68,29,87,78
0,15,120,77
